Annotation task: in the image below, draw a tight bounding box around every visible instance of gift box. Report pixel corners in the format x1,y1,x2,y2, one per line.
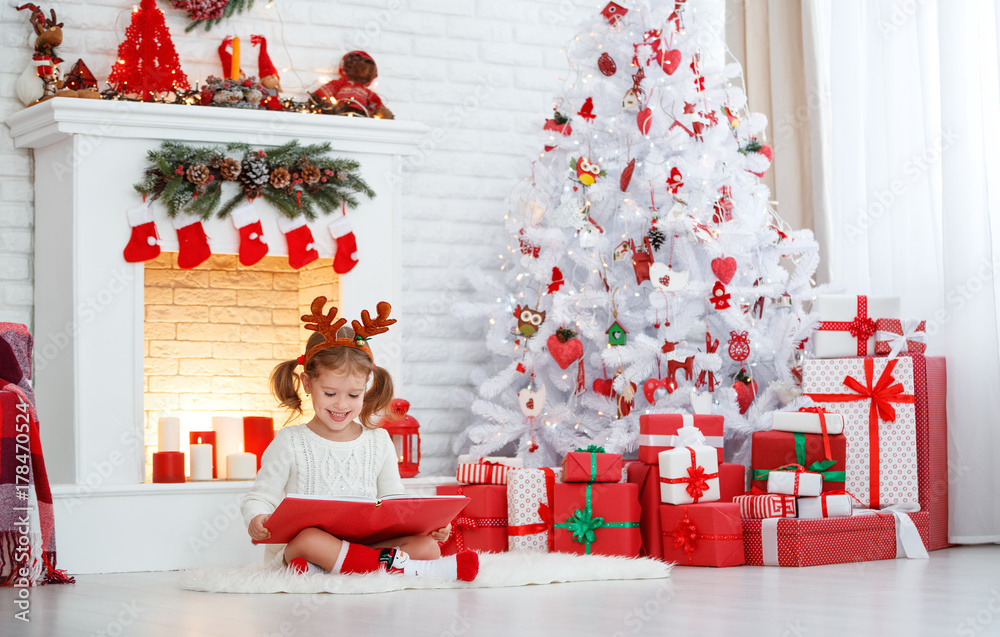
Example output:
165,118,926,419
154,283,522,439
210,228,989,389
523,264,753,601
743,508,928,567
455,456,523,485
765,467,823,497
436,484,508,555
717,463,747,503
797,493,853,519
659,446,720,505
507,467,556,552
751,430,847,493
907,354,951,550
812,295,900,358
771,409,845,435
875,319,927,356
733,493,796,519
552,482,642,557
626,461,663,559
562,446,623,483
802,356,918,508
660,502,745,567
638,413,724,464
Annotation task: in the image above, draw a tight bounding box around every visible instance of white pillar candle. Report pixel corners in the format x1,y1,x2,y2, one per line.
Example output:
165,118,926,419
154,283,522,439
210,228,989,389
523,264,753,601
189,444,213,481
158,416,180,452
212,416,242,479
226,452,257,480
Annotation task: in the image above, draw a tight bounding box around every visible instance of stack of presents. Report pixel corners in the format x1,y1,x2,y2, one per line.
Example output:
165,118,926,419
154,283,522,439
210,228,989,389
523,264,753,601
441,295,948,567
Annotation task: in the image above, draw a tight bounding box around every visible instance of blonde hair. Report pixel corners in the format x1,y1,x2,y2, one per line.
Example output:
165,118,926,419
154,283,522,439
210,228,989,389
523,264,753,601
270,329,394,428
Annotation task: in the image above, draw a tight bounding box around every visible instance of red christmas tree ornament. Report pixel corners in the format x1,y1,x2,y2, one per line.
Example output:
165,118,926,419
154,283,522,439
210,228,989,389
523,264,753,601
600,1,628,25
710,256,737,284
63,58,97,91
620,158,636,191
592,377,615,397
546,266,565,294
598,52,616,76
637,107,653,134
732,369,757,414
709,280,732,310
578,97,596,121
108,0,190,101
543,110,572,151
547,328,583,369
659,48,682,75
728,330,750,362
667,167,684,194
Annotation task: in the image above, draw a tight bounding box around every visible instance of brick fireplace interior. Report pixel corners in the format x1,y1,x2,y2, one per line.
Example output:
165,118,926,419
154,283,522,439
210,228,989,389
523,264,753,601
142,252,339,479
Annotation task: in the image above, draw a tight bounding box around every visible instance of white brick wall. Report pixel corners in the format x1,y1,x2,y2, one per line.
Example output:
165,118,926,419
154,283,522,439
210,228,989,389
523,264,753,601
0,0,597,476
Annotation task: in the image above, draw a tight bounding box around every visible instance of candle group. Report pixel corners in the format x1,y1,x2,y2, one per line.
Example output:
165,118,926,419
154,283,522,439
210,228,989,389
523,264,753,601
213,416,242,480
154,415,275,482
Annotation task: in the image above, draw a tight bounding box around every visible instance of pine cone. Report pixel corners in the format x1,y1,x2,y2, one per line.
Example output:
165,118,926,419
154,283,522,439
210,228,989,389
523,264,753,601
301,164,321,185
240,152,269,195
186,163,211,186
270,167,291,189
648,226,666,251
220,158,241,181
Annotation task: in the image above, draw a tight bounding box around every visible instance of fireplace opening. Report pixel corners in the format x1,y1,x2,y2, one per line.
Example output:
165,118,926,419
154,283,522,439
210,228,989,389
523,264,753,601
143,252,340,481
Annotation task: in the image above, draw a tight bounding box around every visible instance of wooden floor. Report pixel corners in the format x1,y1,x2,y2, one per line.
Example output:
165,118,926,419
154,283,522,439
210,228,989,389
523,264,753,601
3,545,999,636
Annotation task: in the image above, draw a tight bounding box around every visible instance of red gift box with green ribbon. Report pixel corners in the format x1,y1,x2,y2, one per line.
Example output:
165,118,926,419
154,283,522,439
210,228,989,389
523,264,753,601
659,502,745,567
436,484,508,555
562,445,623,483
552,482,642,557
751,430,847,494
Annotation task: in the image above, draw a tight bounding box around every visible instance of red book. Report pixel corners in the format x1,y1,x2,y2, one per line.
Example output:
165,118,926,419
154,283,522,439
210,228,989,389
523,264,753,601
260,494,470,545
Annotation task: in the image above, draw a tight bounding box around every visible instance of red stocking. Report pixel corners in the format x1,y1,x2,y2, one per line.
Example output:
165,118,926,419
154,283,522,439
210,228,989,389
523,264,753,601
231,201,269,267
173,214,211,269
277,216,319,270
123,202,161,263
328,214,359,274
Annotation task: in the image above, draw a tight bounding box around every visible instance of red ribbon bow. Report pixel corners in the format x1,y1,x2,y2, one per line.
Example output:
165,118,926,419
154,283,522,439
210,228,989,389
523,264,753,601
797,405,833,460
805,358,915,508
671,514,698,563
818,295,876,355
659,447,718,503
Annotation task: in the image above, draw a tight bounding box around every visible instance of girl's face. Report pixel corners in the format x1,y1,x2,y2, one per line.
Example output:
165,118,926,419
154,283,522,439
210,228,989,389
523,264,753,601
302,367,368,441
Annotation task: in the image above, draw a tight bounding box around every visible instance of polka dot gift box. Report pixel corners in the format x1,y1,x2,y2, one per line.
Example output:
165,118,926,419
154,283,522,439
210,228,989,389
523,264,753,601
801,356,918,509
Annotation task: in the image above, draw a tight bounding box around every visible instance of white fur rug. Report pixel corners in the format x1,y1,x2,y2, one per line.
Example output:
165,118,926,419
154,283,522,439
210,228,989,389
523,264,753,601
177,552,670,595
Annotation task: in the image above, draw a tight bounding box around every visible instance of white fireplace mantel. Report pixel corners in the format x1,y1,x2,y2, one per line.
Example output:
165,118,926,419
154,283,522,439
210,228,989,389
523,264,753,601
6,99,428,573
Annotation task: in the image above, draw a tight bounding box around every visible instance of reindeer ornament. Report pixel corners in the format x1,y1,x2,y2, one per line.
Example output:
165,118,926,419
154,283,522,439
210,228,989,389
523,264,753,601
14,3,70,104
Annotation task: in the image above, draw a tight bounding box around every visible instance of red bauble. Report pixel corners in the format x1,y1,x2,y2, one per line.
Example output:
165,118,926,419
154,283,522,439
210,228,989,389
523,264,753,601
547,333,583,369
733,370,757,414
728,330,750,362
598,52,617,76
620,158,636,191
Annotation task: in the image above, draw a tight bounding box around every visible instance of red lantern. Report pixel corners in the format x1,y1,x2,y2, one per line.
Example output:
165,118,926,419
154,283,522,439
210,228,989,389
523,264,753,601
381,398,421,478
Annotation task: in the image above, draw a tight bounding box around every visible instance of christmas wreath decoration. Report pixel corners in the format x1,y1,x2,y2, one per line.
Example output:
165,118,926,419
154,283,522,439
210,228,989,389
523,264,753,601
134,140,374,220
170,0,266,32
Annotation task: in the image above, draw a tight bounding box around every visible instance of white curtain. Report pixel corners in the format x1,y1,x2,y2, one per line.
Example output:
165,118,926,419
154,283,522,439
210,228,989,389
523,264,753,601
814,0,1000,543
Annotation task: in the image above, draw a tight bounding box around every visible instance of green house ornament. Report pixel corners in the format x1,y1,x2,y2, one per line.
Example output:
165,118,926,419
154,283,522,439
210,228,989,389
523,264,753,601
606,321,628,346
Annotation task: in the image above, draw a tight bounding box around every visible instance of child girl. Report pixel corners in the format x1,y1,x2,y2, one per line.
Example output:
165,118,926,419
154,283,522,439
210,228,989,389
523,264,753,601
240,297,478,581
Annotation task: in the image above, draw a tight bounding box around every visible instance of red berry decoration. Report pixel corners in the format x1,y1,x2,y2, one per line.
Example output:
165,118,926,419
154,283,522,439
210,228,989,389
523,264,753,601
598,52,617,76
547,328,584,369
728,330,750,362
620,158,636,191
733,369,757,414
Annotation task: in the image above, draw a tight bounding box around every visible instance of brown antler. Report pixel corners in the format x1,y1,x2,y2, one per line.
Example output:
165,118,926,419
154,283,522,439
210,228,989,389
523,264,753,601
352,302,396,339
301,296,347,341
49,9,63,29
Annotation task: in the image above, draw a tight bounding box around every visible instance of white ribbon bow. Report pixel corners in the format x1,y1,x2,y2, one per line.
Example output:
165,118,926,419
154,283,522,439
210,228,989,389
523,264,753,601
876,318,927,358
675,414,707,447
853,502,929,559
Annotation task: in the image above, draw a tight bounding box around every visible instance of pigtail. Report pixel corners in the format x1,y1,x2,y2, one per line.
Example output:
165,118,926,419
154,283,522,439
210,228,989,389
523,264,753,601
270,358,303,419
359,364,394,429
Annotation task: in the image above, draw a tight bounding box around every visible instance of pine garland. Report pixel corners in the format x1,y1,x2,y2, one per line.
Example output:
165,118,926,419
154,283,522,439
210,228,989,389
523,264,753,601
170,0,265,33
134,140,375,220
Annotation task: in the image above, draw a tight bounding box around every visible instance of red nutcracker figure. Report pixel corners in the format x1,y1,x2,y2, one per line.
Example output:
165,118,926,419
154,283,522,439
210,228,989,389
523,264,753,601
310,51,394,119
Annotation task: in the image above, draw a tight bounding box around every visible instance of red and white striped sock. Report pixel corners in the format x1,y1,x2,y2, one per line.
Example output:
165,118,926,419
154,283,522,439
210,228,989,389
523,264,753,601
334,541,479,581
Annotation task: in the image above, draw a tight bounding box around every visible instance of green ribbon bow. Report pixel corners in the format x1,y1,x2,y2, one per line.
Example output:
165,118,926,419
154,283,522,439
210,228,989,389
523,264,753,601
574,445,606,481
354,336,372,344
553,483,639,554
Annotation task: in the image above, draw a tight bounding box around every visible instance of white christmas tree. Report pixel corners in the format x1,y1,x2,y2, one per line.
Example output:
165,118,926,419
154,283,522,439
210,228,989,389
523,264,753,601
457,1,820,468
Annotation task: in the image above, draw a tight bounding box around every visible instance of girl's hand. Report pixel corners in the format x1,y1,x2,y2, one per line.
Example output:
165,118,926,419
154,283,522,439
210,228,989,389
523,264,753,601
249,514,271,542
429,523,451,543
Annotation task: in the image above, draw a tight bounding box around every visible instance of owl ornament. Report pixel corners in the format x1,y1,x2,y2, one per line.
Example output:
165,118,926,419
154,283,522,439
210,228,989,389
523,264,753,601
514,305,546,338
572,157,605,186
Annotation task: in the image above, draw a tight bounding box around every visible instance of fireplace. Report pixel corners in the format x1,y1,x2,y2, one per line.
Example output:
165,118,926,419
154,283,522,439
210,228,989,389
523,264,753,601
6,99,428,572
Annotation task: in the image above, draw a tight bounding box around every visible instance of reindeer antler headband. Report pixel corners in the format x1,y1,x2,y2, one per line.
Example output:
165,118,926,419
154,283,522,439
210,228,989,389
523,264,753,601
299,296,395,365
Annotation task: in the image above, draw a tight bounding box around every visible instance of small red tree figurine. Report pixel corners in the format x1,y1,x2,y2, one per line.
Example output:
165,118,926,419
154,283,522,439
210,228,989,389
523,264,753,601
108,0,190,100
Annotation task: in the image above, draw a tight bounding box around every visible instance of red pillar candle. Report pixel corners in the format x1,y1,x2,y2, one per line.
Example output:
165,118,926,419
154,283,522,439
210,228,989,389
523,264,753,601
243,416,275,471
189,431,217,478
152,451,185,483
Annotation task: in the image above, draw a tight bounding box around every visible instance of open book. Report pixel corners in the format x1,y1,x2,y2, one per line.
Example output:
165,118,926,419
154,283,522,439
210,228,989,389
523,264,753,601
259,493,471,545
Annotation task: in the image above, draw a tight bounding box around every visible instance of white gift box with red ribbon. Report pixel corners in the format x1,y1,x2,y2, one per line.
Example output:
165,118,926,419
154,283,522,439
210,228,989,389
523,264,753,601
812,295,900,358
874,318,927,357
658,444,720,505
765,468,823,497
796,493,853,519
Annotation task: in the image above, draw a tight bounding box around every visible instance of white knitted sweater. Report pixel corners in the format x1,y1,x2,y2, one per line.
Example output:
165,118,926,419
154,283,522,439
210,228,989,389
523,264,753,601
240,423,405,527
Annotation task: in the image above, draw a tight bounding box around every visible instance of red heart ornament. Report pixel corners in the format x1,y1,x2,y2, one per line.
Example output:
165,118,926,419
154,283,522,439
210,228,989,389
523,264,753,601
659,48,682,75
525,398,534,410
592,378,615,397
637,108,653,135
547,333,583,369
711,256,737,284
